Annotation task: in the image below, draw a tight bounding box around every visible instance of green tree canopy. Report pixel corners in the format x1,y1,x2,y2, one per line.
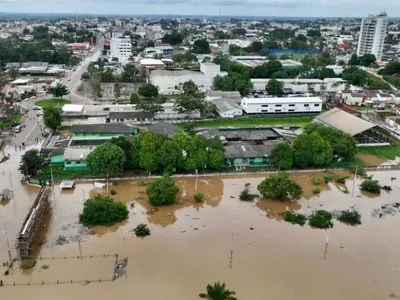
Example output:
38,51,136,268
130,92,140,104
266,78,284,95
146,175,179,206
269,142,294,170
86,142,126,176
48,83,69,99
43,106,61,131
120,63,138,82
162,31,183,45
257,172,303,201
79,194,128,226
138,83,159,98
19,149,43,176
292,133,312,168
199,282,237,300
309,132,333,166
109,136,132,167
182,80,198,95
192,39,211,54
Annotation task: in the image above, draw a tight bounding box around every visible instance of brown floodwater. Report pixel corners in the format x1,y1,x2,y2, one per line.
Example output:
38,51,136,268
1,159,400,299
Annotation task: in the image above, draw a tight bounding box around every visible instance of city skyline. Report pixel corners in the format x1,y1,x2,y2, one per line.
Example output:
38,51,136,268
0,0,399,18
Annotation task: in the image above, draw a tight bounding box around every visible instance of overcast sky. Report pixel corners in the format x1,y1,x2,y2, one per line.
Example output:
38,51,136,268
0,0,399,18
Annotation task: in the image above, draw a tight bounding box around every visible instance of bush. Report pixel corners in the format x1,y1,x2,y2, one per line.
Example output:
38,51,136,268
281,211,307,226
239,184,258,201
313,187,321,194
349,164,367,177
309,210,333,229
257,173,302,201
147,175,179,206
133,224,151,237
337,210,361,226
21,260,36,270
110,189,117,195
335,175,348,184
79,194,129,226
323,174,334,183
382,185,392,191
360,180,381,194
194,192,204,202
311,177,321,185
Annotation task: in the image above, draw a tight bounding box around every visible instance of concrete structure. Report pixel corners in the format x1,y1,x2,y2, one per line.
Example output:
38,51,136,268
357,12,388,60
139,58,165,72
206,91,243,118
16,187,51,259
241,97,323,114
149,63,226,94
231,57,303,70
110,37,132,62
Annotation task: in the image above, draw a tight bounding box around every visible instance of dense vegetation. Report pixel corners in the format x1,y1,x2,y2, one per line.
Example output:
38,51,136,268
337,210,362,226
79,194,129,227
19,149,44,177
199,282,237,300
308,210,333,229
257,173,303,201
360,180,382,194
239,183,258,201
133,223,151,237
132,132,225,174
281,211,307,226
146,175,179,206
86,142,127,177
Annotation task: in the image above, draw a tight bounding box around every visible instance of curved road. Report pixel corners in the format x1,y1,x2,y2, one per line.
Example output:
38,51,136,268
14,38,104,146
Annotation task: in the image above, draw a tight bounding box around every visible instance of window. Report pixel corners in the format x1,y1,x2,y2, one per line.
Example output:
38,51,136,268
275,109,282,112
76,161,81,164
66,162,71,165
289,104,295,107
275,104,282,107
304,104,310,107
314,104,320,107
288,109,295,112
261,104,268,107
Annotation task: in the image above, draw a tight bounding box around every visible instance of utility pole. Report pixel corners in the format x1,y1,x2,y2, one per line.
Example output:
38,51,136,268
8,171,13,196
352,165,358,197
106,173,109,195
82,189,85,203
4,223,12,263
195,169,198,192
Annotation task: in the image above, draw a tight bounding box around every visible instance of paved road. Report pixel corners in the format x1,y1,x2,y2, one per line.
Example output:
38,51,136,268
22,38,104,110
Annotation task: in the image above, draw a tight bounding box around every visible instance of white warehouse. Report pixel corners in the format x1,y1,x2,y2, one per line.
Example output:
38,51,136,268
241,97,323,114
149,63,227,94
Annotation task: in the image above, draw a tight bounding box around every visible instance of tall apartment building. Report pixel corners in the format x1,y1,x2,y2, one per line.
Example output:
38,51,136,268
110,37,132,62
357,12,388,60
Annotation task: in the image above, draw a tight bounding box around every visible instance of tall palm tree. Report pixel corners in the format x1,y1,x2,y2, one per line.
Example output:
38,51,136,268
199,282,237,300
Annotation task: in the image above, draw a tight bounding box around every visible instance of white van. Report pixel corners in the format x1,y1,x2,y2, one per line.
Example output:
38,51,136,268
14,125,21,133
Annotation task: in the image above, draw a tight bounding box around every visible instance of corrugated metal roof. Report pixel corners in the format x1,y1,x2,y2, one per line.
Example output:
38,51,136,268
315,108,375,136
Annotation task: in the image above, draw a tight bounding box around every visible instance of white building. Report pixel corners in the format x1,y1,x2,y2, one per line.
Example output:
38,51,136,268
241,97,323,114
149,63,227,94
110,37,132,62
357,12,388,60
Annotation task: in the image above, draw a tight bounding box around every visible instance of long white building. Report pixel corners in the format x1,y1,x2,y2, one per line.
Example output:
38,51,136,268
110,37,132,62
357,12,388,60
241,97,323,114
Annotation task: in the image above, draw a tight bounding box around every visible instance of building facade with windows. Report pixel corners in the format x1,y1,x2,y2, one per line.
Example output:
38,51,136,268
357,12,388,60
110,37,132,62
241,97,323,114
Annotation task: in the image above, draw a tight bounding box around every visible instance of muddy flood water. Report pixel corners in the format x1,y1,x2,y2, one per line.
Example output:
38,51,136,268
2,167,400,299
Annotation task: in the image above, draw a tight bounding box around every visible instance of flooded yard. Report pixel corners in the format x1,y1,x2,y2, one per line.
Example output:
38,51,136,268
1,170,400,299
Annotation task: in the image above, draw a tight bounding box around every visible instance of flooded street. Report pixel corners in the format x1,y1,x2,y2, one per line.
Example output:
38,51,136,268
1,151,400,299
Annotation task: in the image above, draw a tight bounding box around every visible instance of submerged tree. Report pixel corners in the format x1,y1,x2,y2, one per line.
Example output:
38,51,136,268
257,172,302,201
199,282,237,300
19,149,43,177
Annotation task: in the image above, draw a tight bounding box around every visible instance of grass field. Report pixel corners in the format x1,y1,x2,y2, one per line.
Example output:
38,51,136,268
181,115,314,128
0,113,21,128
37,165,96,180
356,143,400,160
34,99,70,108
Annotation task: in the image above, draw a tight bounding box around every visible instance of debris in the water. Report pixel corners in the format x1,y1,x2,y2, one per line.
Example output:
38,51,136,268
250,227,254,230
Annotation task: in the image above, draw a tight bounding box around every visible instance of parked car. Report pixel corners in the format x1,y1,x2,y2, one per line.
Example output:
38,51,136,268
37,110,44,116
14,125,21,133
33,106,41,110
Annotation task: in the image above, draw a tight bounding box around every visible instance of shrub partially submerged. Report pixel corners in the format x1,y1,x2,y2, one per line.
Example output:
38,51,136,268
360,180,381,194
281,211,307,226
79,194,129,227
312,187,321,194
133,223,151,237
21,260,36,270
309,210,333,229
194,192,204,202
239,184,258,201
337,210,361,226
